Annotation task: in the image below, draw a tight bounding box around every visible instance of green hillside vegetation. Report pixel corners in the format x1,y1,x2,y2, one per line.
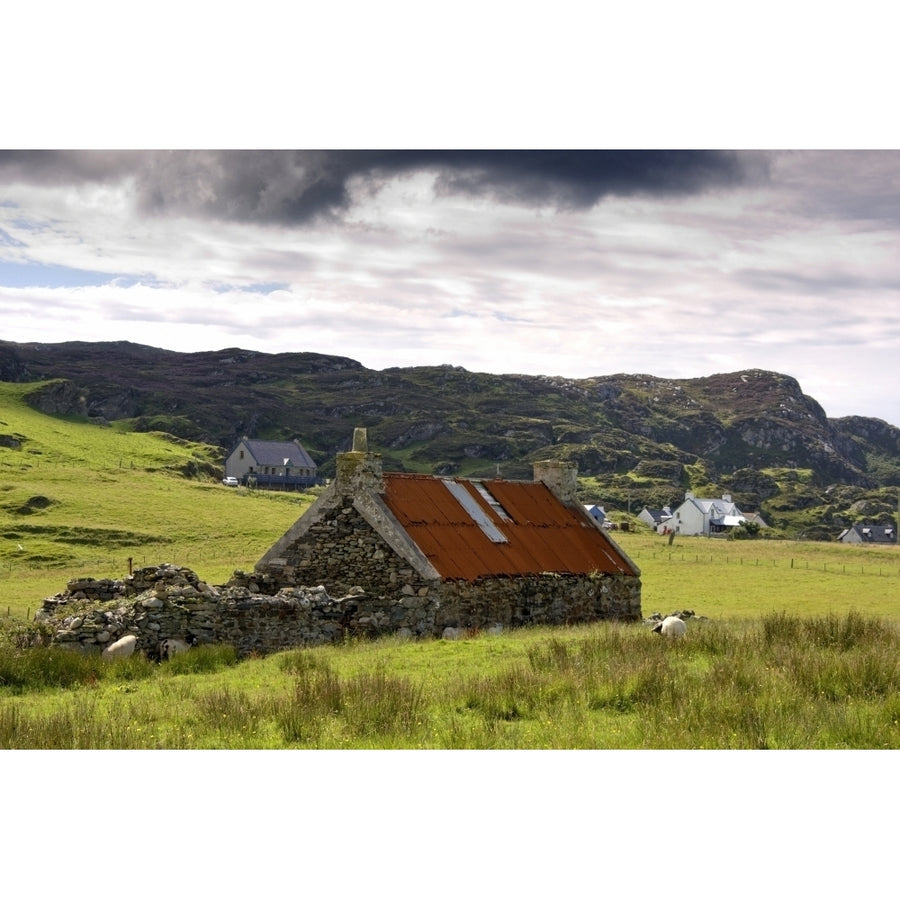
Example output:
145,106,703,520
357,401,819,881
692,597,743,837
2,342,898,542
0,382,308,616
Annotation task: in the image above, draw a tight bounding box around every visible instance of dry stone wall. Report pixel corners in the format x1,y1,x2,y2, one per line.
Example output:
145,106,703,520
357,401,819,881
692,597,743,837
36,558,641,660
37,563,441,658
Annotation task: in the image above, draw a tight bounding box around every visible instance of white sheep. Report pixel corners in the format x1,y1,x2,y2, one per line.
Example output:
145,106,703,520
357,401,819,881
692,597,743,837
102,634,137,660
159,638,191,660
652,616,687,638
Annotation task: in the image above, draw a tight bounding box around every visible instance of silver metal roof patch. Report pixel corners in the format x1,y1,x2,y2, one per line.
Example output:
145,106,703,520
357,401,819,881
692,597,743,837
443,479,509,543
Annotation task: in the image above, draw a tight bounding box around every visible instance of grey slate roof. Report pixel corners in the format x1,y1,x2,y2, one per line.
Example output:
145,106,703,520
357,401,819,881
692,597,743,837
841,523,897,543
242,439,316,469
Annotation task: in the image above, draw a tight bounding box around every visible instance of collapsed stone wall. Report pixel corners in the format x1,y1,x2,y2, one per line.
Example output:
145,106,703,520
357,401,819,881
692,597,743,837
37,564,441,658
36,560,641,659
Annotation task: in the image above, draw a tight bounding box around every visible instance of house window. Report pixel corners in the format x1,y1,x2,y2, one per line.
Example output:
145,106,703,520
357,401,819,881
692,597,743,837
240,450,245,460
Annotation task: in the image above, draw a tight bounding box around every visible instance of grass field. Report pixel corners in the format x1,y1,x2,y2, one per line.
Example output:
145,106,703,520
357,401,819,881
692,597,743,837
1,610,897,749
0,476,309,618
617,531,900,620
3,521,896,749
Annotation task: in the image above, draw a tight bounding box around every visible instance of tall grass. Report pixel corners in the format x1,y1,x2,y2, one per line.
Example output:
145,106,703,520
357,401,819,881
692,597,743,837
0,642,236,692
272,656,425,746
2,612,896,748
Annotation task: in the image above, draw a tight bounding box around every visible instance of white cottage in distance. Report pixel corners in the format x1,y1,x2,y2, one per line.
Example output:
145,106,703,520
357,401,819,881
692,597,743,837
668,491,747,536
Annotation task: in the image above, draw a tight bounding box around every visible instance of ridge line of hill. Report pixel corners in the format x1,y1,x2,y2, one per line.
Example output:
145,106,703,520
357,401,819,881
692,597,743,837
1,339,898,539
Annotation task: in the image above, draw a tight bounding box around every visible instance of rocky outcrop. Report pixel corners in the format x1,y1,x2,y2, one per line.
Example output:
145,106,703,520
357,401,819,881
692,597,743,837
2,340,896,489
24,380,88,417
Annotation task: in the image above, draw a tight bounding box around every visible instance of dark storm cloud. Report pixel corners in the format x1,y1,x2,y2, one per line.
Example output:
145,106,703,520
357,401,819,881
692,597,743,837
422,149,762,209
0,149,763,224
0,150,143,185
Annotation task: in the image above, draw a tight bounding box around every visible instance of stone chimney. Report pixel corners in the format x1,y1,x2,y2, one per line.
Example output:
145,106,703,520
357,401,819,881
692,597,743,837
334,427,383,495
533,459,578,504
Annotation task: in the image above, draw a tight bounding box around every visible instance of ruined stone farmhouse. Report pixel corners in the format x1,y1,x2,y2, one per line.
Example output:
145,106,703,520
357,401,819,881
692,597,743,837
40,429,641,658
254,428,642,631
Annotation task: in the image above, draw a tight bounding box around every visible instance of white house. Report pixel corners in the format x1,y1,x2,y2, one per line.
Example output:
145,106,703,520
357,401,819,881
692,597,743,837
224,437,318,489
668,491,746,536
637,506,673,531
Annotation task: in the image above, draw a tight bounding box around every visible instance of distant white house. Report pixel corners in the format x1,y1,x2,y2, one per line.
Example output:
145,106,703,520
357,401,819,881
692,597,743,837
837,523,896,545
668,491,746,536
637,506,673,531
224,437,318,489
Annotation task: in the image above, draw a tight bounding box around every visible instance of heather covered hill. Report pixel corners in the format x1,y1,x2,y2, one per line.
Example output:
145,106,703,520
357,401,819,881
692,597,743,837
1,340,898,537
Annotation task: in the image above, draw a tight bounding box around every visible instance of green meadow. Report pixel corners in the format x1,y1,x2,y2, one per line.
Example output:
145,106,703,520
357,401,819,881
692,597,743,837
1,380,898,748
620,531,900,620
1,612,897,749
0,381,306,617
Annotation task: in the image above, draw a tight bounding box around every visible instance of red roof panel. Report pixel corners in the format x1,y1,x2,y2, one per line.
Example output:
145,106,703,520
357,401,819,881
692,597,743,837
381,473,637,580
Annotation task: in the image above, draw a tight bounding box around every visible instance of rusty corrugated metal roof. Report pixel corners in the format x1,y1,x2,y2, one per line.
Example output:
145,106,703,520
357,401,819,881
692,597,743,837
381,473,637,580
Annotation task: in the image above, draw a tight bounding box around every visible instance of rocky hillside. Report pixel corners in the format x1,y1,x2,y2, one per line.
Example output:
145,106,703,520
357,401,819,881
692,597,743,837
1,340,898,537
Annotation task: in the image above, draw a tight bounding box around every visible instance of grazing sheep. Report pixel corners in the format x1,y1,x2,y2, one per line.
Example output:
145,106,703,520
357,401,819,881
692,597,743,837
653,616,687,638
102,634,137,660
159,638,191,660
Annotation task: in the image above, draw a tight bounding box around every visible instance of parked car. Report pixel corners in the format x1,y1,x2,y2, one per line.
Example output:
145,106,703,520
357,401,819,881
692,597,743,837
222,476,240,487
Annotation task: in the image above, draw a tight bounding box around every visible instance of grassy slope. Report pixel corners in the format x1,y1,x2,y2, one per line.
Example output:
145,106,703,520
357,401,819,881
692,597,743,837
0,382,307,616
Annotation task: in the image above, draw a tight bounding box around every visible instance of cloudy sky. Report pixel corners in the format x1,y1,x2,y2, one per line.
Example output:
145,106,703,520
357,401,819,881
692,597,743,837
1,148,898,425
1,148,898,427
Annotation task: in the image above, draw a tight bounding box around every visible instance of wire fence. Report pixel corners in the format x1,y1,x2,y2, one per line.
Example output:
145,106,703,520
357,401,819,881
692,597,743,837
2,551,213,578
629,548,900,577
